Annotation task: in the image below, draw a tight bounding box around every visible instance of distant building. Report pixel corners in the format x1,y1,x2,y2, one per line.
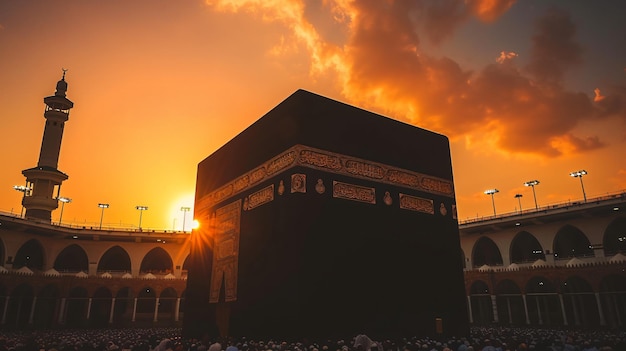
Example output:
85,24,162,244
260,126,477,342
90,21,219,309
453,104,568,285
460,193,626,328
0,216,189,329
1,75,189,330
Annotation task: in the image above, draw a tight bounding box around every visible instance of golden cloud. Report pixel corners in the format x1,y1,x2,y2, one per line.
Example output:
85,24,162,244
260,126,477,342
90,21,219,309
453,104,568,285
205,0,624,157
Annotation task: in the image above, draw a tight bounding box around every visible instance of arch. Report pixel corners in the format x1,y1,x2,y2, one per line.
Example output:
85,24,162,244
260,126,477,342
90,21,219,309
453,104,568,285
158,287,178,321
66,286,88,327
562,276,599,327
495,279,524,325
140,247,173,274
471,237,503,267
182,255,190,271
179,289,186,315
113,287,133,324
34,284,59,328
525,276,562,326
510,231,545,264
90,286,113,327
468,280,492,324
13,239,45,270
54,244,88,273
553,225,592,259
136,286,157,319
98,246,131,273
470,280,490,295
6,283,34,329
603,217,626,256
182,255,190,278
600,274,626,328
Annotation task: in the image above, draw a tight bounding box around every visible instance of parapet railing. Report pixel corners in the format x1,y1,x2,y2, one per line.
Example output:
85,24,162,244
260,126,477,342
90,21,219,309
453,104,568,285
459,190,626,225
0,210,191,234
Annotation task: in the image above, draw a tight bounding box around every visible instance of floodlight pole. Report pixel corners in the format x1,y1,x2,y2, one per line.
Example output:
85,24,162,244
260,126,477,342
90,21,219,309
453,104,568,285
570,170,588,202
98,203,109,229
181,206,191,232
484,189,499,216
57,197,71,225
524,180,540,210
514,194,523,213
136,206,148,230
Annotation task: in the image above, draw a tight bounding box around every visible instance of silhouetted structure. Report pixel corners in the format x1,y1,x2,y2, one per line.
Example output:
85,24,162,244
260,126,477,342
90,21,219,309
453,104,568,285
21,71,73,222
185,90,468,338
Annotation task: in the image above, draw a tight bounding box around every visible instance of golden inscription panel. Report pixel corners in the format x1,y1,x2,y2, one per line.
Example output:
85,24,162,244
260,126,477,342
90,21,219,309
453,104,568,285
244,184,274,211
399,193,434,214
209,199,241,303
197,145,454,210
333,181,376,204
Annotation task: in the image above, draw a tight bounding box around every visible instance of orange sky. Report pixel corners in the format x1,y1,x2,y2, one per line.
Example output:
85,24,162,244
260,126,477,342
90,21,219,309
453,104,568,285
1,0,625,230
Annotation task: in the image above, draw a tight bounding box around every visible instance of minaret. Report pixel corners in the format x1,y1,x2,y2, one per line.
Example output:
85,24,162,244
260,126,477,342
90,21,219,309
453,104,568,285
21,70,74,222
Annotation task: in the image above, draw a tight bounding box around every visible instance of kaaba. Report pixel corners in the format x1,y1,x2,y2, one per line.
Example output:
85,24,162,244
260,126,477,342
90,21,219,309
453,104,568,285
184,90,468,339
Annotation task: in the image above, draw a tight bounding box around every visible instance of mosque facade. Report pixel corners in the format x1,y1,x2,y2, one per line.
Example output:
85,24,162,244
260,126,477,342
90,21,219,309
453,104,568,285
0,76,624,333
460,192,626,329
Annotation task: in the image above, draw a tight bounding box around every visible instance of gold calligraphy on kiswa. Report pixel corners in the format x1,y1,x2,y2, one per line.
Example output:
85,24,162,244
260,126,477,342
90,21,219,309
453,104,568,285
209,199,241,303
332,181,376,204
244,184,274,210
399,193,434,214
299,150,342,170
197,144,455,211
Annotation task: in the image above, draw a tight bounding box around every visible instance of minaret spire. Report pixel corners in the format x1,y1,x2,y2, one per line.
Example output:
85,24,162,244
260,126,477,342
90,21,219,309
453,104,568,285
21,70,74,222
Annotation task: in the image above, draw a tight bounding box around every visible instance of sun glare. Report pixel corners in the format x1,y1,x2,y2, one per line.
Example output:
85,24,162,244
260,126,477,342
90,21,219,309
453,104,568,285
169,193,195,231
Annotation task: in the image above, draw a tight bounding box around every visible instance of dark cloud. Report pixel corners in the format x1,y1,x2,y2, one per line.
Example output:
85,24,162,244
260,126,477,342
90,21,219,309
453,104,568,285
342,3,610,156
466,0,517,22
417,0,470,45
525,8,583,85
209,0,619,156
594,85,626,120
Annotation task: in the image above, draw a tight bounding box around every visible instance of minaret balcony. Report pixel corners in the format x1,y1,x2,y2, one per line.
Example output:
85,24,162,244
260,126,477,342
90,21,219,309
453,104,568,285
44,108,70,122
22,167,68,183
22,196,59,211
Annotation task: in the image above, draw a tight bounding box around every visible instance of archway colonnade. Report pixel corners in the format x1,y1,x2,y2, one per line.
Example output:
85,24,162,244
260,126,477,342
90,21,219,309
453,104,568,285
0,276,187,330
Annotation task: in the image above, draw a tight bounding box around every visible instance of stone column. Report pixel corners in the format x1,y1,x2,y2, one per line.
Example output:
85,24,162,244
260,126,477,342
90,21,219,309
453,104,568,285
28,296,37,325
174,298,181,322
522,294,530,325
507,297,513,324
467,296,473,323
109,298,116,324
595,293,607,326
86,298,93,320
1,296,10,325
535,296,543,325
58,298,66,324
490,295,499,323
132,298,137,322
153,297,160,322
558,294,568,325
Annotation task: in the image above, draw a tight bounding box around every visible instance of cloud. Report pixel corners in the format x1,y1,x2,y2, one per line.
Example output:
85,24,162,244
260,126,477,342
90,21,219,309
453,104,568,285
594,84,626,121
524,7,583,86
205,0,619,157
466,0,517,22
496,51,518,64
